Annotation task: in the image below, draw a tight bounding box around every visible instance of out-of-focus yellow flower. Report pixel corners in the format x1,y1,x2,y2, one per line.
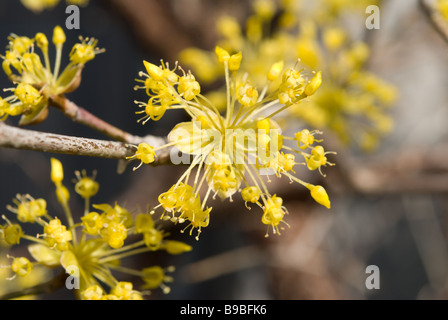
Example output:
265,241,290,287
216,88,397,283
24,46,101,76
179,0,396,151
21,0,89,13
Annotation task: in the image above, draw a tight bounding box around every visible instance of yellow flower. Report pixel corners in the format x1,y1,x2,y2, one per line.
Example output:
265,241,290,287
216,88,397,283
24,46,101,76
142,266,174,294
43,218,72,251
11,257,33,278
81,285,104,300
1,159,192,299
178,72,201,101
81,212,103,235
179,0,395,151
241,186,262,204
0,27,103,125
126,143,157,171
74,170,99,199
7,194,48,223
1,223,23,245
69,37,102,65
132,50,333,237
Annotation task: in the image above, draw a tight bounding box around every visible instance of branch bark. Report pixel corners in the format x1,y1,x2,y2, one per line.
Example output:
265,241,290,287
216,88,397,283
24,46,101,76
49,94,140,144
0,122,171,166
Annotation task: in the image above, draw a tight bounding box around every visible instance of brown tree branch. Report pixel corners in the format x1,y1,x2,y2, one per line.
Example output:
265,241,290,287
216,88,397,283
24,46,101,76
49,94,141,144
333,142,448,194
0,121,171,166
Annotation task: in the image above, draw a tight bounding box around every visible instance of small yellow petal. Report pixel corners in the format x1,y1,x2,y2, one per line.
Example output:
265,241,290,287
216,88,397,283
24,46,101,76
52,26,66,46
215,46,230,63
228,52,242,71
304,71,322,96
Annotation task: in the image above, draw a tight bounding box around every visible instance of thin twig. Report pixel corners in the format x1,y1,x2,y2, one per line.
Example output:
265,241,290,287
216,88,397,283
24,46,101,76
0,121,171,165
49,94,140,144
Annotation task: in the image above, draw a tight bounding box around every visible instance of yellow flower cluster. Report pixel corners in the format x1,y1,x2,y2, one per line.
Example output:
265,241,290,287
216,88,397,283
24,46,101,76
20,0,89,13
0,26,103,125
180,0,397,151
0,158,191,299
130,47,333,239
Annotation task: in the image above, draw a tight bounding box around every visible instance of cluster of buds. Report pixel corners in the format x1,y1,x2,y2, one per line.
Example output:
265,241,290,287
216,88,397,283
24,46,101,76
0,26,103,125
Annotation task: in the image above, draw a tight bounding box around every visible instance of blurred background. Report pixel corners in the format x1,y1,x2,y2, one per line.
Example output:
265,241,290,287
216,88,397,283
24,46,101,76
1,0,448,300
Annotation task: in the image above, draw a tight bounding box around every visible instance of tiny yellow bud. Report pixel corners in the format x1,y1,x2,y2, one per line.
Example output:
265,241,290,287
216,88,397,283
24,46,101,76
228,52,242,71
267,60,284,81
35,33,49,52
215,46,230,63
52,26,66,46
305,71,322,96
164,240,193,255
143,60,164,81
56,184,70,204
50,158,64,184
309,185,331,209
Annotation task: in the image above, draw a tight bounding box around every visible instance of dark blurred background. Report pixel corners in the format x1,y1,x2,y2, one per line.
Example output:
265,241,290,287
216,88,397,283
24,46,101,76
1,0,448,300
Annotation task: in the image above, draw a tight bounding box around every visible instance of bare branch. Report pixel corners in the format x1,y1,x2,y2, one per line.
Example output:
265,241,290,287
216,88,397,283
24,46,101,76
0,121,171,165
49,94,140,144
